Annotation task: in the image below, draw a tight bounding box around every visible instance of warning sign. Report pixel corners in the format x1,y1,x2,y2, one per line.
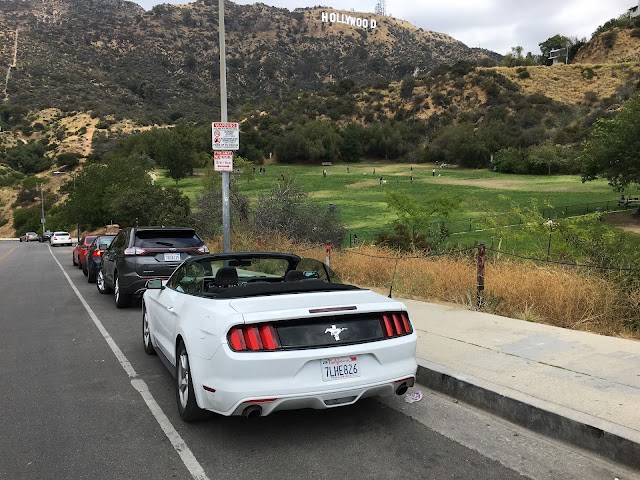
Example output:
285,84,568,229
214,151,233,172
212,122,239,151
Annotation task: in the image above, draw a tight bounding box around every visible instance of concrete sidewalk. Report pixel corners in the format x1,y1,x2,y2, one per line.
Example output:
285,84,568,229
404,299,640,470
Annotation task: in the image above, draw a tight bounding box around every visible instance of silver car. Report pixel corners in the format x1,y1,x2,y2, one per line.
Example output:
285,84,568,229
20,232,39,242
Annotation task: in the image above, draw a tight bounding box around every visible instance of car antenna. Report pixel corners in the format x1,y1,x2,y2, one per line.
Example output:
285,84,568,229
388,260,399,298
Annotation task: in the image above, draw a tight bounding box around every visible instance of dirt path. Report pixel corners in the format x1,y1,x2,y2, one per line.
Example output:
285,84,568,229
2,29,18,103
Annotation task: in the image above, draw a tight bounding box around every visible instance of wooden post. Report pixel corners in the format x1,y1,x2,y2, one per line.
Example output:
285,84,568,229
477,244,486,309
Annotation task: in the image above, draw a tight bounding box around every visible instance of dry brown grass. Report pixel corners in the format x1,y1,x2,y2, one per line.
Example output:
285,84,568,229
211,234,639,340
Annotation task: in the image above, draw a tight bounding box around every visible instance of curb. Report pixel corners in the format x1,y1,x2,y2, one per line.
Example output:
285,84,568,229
0,238,19,241
416,359,640,471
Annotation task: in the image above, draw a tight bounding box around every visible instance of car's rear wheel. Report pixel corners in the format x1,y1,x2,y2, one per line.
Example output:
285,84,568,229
96,269,112,294
176,341,204,422
114,276,131,308
142,307,156,355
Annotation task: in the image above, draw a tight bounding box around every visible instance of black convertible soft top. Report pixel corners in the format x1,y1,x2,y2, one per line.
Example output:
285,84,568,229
203,280,361,299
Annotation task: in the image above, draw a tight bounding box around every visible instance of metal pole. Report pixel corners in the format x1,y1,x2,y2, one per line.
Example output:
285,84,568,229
74,174,79,244
476,244,485,309
40,184,45,239
219,0,231,253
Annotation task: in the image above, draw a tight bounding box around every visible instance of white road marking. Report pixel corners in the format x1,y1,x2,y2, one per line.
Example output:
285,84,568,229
48,246,210,480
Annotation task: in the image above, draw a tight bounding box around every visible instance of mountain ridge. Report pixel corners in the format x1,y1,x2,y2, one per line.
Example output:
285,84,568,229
0,0,500,123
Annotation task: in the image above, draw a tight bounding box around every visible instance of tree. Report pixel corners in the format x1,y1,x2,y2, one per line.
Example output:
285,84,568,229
580,93,640,191
375,190,460,251
252,176,345,246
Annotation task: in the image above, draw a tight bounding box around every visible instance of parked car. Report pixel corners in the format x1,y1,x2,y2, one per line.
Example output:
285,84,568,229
73,235,98,272
97,226,209,308
50,231,73,247
40,230,53,243
86,234,116,283
19,232,39,242
142,252,417,421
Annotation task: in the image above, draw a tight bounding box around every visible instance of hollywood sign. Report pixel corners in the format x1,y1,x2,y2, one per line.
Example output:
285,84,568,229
321,11,378,29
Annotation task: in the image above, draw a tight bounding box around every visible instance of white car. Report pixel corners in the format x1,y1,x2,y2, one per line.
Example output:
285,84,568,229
142,252,417,421
50,231,73,247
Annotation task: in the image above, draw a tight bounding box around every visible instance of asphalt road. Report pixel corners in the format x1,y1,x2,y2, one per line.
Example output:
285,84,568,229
0,241,634,480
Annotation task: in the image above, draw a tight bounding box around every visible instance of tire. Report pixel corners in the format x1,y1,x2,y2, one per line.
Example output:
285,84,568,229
142,307,156,356
87,263,96,283
82,262,88,276
176,341,204,422
96,269,112,294
114,275,131,309
72,254,78,266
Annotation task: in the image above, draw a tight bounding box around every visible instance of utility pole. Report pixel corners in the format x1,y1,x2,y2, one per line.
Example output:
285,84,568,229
40,184,45,239
219,0,231,253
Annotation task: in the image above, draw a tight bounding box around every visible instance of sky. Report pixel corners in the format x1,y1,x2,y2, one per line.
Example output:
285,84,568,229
133,0,636,55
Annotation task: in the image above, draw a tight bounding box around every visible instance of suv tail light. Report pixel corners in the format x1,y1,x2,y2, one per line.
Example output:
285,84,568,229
124,247,148,256
381,312,413,338
228,324,280,352
197,245,209,253
91,249,103,258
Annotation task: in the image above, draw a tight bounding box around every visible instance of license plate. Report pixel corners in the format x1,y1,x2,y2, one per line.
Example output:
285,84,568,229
164,253,181,262
322,356,360,381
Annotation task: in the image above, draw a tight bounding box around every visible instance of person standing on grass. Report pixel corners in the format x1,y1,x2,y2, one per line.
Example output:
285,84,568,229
432,168,436,177
379,175,383,186
323,169,327,178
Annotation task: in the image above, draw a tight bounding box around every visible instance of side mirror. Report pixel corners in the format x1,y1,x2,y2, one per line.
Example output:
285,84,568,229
146,279,164,290
99,243,109,250
82,246,88,250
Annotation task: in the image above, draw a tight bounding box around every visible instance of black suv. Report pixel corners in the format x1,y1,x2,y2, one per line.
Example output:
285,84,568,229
97,227,209,308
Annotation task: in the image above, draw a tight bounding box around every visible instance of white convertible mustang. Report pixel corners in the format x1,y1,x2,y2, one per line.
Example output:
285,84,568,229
142,252,417,421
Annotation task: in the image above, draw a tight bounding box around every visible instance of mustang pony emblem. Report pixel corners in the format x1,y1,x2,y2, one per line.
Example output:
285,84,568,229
325,325,348,341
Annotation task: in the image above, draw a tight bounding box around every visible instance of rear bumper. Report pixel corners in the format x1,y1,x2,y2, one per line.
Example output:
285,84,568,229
189,334,418,416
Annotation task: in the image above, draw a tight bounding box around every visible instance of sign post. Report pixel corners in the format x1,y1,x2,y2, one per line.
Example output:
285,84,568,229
218,0,231,253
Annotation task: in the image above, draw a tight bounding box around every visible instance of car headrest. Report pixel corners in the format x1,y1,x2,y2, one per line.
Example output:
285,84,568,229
284,270,306,282
215,267,238,287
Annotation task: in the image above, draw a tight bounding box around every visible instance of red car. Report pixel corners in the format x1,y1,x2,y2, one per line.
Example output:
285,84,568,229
73,235,97,274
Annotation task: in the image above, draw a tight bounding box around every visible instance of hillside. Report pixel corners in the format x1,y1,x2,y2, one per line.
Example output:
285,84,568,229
574,27,640,64
0,0,499,124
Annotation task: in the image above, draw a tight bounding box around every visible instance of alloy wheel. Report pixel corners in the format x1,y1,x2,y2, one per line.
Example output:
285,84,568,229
177,350,190,409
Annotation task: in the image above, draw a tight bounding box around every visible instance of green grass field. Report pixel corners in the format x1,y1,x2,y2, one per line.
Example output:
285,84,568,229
156,163,623,245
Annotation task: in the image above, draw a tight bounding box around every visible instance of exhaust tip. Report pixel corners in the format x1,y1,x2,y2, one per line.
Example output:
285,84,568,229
395,383,408,396
242,405,263,418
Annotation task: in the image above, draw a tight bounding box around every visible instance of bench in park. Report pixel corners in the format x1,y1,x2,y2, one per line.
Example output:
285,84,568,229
321,162,332,166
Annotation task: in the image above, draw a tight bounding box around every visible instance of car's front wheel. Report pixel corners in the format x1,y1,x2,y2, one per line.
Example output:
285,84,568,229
82,262,88,276
96,270,112,294
72,254,77,266
142,307,156,355
114,276,131,309
176,341,205,422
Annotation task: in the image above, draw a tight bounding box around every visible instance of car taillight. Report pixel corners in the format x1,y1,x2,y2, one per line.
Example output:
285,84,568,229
228,324,280,352
91,250,103,258
197,245,209,253
124,247,148,256
381,312,413,338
